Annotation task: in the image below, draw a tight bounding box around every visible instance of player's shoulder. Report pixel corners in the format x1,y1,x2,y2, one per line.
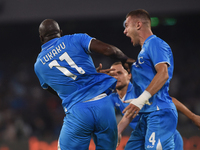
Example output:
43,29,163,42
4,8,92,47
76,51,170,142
149,35,161,44
62,33,92,42
108,92,119,100
63,33,90,38
109,92,118,97
148,36,169,49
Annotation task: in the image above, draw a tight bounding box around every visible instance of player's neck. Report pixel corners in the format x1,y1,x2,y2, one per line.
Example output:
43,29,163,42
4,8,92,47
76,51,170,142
117,85,128,99
140,29,153,46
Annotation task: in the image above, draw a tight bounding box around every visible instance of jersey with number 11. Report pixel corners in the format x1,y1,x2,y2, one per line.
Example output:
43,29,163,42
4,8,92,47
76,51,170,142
34,33,117,113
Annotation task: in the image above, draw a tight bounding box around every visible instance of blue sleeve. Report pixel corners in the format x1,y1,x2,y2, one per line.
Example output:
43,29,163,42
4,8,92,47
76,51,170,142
74,33,94,53
148,39,171,67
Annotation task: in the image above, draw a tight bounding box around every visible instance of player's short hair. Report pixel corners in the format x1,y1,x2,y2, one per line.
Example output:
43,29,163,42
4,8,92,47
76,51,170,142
111,61,122,66
111,62,131,74
126,9,151,24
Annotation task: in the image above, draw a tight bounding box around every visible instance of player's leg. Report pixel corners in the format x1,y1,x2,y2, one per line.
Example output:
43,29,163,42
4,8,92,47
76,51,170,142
58,103,95,150
174,130,183,150
92,96,118,150
145,109,178,150
124,114,146,150
124,131,145,150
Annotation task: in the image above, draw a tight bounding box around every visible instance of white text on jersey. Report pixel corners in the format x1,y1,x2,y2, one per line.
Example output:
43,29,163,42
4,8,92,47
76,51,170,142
40,42,66,65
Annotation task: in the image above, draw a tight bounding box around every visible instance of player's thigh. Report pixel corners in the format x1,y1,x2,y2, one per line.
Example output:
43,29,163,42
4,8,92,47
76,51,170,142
125,131,145,150
92,97,118,150
145,109,178,150
58,105,94,150
174,130,183,150
124,116,147,150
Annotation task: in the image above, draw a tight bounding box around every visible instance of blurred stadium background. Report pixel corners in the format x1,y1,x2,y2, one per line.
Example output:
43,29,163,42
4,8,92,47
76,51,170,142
0,0,200,149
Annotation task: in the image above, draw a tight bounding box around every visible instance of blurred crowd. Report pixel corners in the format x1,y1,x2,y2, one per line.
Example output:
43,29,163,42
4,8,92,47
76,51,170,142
0,63,65,142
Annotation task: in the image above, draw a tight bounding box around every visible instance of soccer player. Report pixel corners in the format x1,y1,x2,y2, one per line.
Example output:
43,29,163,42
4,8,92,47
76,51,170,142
122,9,177,149
34,19,134,150
107,62,200,150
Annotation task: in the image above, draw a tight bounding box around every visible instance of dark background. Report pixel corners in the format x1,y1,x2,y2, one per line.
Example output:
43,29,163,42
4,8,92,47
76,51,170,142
0,0,200,149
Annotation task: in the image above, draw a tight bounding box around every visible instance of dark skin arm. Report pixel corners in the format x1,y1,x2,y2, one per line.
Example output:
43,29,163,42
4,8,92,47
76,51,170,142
90,39,135,68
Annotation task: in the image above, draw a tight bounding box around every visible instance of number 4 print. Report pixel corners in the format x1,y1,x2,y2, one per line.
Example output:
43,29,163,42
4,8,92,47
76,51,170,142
49,52,85,80
149,132,156,146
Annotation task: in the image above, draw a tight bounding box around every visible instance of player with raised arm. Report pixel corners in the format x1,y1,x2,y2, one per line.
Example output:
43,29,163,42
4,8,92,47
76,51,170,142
122,9,177,149
34,19,134,150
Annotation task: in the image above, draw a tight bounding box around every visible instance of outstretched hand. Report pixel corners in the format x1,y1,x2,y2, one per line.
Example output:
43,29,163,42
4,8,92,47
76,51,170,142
122,100,140,119
96,63,115,74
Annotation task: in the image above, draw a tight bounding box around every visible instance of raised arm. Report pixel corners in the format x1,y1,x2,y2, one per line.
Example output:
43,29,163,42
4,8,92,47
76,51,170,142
90,39,135,66
172,97,200,129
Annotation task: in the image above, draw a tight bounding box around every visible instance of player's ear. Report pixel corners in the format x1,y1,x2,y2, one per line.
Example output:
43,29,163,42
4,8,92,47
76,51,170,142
40,35,44,43
128,73,132,80
60,30,63,36
136,21,142,30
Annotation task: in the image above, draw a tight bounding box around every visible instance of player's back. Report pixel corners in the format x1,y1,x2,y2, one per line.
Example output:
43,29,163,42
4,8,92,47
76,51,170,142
34,33,117,111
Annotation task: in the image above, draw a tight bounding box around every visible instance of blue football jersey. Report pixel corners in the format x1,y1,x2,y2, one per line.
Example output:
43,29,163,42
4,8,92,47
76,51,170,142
110,82,140,129
34,33,117,113
131,35,176,113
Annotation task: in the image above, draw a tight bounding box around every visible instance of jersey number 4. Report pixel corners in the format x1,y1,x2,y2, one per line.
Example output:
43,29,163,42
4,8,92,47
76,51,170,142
149,132,156,146
48,52,85,80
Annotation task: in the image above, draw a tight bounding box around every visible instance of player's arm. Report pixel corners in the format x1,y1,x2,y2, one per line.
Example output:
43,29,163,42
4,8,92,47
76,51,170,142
123,63,169,118
117,112,133,147
118,114,133,135
90,39,135,67
146,63,169,95
172,97,200,129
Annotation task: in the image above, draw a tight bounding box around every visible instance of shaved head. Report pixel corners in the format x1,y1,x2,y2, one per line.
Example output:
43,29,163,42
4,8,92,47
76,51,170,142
39,19,62,44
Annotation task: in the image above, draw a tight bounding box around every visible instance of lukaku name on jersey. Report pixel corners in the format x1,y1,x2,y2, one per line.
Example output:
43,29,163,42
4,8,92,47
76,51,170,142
40,42,66,65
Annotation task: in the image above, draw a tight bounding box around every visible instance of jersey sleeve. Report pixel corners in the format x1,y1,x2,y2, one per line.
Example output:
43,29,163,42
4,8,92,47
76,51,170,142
148,39,171,67
74,33,95,53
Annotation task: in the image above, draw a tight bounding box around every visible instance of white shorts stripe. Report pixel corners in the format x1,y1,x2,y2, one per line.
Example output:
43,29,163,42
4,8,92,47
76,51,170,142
156,139,163,150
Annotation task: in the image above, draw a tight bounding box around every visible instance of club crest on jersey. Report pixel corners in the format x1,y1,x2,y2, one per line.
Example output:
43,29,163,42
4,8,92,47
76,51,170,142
138,57,144,64
133,62,139,67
